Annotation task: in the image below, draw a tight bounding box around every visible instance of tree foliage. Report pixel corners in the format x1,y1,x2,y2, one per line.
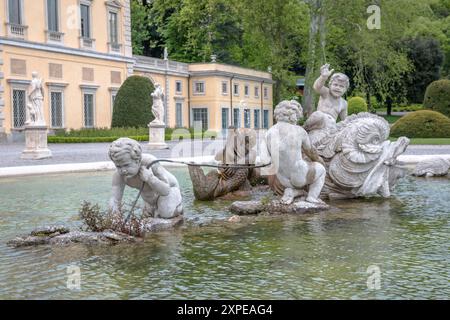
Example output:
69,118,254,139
150,0,243,63
131,0,449,108
403,37,444,103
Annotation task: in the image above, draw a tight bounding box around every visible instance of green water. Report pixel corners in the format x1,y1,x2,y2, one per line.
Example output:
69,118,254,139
0,169,448,299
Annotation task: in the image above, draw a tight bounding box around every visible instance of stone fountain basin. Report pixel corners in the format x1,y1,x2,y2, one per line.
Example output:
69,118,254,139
8,216,183,247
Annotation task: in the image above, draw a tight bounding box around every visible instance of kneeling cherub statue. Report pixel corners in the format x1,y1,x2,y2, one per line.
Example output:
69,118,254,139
258,100,326,204
108,138,183,219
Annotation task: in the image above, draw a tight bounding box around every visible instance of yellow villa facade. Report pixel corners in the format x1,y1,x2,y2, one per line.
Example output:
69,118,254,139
0,0,273,142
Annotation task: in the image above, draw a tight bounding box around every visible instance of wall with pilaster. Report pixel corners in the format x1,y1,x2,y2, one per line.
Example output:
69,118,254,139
0,44,5,142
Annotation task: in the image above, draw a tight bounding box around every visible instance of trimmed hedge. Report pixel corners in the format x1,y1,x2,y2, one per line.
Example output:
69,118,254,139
423,79,450,117
390,110,450,138
392,104,423,112
48,128,218,143
348,97,368,115
112,75,155,128
54,127,148,137
48,136,149,143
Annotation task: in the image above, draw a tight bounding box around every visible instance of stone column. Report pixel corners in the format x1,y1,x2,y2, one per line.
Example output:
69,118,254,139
0,44,6,143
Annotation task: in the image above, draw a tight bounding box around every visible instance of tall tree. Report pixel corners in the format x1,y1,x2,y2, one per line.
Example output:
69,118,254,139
130,0,150,55
152,0,243,63
239,0,309,104
403,37,444,103
303,0,327,116
405,0,450,77
324,0,420,112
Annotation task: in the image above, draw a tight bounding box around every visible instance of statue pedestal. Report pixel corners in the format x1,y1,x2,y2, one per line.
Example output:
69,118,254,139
21,125,52,160
148,123,169,150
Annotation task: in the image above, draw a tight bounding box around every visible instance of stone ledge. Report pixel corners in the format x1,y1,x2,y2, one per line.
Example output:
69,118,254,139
231,199,330,215
7,216,184,247
8,228,140,247
0,156,217,178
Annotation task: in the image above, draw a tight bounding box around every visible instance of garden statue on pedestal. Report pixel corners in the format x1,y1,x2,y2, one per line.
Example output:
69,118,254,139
150,83,165,125
21,71,52,160
25,72,46,126
109,138,183,219
148,83,168,149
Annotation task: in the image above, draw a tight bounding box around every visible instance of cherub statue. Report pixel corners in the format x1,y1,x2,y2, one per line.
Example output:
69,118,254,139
303,64,350,151
258,100,326,204
108,138,183,219
150,83,165,125
314,63,349,121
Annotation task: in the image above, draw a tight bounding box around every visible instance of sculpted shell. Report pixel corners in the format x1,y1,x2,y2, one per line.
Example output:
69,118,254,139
413,157,450,177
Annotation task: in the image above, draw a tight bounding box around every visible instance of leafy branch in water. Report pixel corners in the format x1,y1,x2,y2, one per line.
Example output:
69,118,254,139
79,201,146,237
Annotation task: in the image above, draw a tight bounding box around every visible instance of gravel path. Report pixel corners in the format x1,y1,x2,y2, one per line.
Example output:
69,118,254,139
0,139,226,168
0,140,449,168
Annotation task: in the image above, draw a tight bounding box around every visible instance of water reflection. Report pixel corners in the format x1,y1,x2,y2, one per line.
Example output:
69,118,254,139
0,171,448,299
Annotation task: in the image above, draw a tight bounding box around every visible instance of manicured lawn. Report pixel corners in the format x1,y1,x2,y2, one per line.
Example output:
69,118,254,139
390,138,450,145
383,115,402,124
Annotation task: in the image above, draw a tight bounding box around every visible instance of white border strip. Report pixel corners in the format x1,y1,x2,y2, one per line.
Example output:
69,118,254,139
1,155,449,178
0,156,216,178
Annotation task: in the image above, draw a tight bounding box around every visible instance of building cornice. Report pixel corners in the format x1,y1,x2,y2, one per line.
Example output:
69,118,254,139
133,65,190,78
189,70,275,84
46,81,69,88
0,38,135,64
134,55,190,77
105,0,123,9
80,84,100,90
7,79,31,85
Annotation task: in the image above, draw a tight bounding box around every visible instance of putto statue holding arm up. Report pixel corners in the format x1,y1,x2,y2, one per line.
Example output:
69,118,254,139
150,83,165,125
303,64,350,155
313,63,349,121
108,138,183,219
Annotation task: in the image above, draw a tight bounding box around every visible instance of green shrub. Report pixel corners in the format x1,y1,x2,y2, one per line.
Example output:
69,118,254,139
423,79,450,117
348,97,368,115
392,104,423,112
112,75,155,128
390,110,450,138
55,127,148,137
48,135,149,143
370,96,381,109
48,129,218,143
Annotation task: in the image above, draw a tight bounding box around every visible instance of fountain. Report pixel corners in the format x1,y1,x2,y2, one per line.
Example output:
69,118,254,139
3,65,448,299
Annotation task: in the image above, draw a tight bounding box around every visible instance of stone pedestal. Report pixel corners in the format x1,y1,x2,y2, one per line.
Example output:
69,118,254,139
21,125,52,160
148,123,169,150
